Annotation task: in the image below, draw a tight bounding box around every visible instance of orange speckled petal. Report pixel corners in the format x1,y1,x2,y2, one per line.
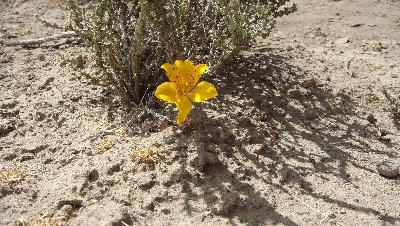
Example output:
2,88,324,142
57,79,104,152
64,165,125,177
161,62,180,83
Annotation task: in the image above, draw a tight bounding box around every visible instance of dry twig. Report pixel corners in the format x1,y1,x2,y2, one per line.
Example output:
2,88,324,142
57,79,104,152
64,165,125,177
35,14,64,30
2,31,77,47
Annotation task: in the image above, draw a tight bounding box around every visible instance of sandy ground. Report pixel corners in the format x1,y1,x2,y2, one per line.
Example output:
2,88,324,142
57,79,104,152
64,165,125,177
1,0,399,225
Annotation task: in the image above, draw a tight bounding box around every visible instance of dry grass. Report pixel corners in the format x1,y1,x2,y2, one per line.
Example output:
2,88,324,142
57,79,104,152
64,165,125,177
130,146,160,164
95,135,115,153
95,127,126,153
113,127,126,136
0,168,26,184
15,215,64,226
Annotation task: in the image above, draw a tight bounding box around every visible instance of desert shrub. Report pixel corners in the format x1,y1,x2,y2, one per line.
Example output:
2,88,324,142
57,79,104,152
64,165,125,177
67,0,296,108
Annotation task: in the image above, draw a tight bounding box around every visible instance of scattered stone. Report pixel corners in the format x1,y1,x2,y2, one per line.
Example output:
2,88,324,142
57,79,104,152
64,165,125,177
107,161,123,175
335,36,350,45
136,173,156,190
0,99,18,109
44,158,53,164
38,77,55,90
367,114,377,124
304,108,320,121
35,111,46,121
1,219,11,225
142,196,155,211
161,208,171,214
0,119,15,137
163,135,176,144
86,169,99,182
58,204,74,219
0,55,12,63
377,159,399,178
339,209,347,214
70,93,83,102
189,143,219,170
57,199,83,210
38,54,45,61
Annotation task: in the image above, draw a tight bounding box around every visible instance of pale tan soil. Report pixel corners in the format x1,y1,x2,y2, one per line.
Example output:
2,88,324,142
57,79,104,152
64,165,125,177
0,0,399,225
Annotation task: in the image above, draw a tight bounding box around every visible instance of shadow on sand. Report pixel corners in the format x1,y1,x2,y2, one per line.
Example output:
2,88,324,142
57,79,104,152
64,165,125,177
156,46,399,225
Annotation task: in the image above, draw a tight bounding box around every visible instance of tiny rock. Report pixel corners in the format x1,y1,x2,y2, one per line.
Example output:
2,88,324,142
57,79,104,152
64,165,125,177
38,77,55,90
304,108,319,121
377,159,399,178
1,219,11,225
163,135,176,144
367,114,377,124
137,173,156,190
0,99,18,109
38,54,45,61
335,36,350,45
0,119,15,137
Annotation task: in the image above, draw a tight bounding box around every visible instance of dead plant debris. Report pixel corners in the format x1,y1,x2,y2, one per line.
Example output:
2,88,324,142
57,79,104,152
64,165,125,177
15,215,64,226
95,135,115,153
95,127,126,153
130,146,160,164
0,168,26,184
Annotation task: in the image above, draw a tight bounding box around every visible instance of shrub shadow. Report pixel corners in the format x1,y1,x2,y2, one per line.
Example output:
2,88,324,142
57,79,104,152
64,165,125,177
171,46,400,225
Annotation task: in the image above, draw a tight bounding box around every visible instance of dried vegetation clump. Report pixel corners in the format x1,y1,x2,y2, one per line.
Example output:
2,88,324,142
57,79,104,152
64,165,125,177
95,127,126,153
67,0,296,108
130,145,160,164
0,168,26,184
15,215,64,226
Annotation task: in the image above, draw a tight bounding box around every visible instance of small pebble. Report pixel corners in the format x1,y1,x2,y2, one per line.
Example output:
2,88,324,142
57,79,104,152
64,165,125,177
1,219,12,225
304,108,319,121
335,36,350,45
367,114,377,124
377,159,399,178
137,173,156,190
38,54,45,61
163,135,176,144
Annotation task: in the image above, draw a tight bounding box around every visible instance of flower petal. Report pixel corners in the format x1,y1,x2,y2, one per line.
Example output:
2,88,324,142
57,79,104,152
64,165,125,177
188,81,218,102
175,96,192,124
161,62,181,83
154,82,178,103
161,60,210,95
195,64,208,76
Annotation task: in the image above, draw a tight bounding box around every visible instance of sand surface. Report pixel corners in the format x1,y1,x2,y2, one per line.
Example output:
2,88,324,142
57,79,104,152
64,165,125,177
1,0,399,225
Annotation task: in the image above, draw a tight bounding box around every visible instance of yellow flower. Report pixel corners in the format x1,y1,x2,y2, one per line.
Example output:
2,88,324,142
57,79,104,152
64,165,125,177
155,59,218,124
